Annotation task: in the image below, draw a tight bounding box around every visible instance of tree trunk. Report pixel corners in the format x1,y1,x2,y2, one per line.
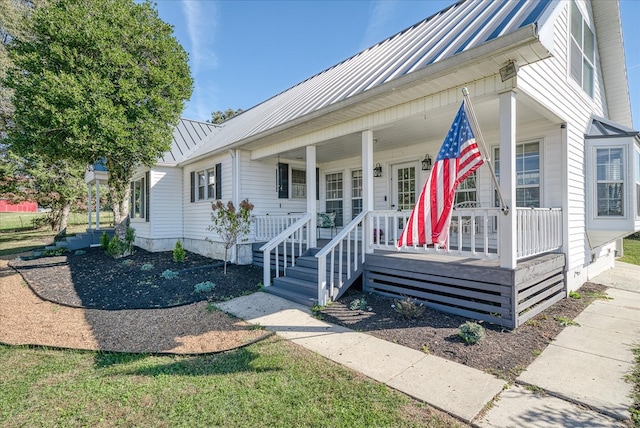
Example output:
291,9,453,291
58,202,71,232
112,186,131,241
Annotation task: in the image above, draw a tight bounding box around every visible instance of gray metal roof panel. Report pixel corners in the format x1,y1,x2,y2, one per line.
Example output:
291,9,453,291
160,118,221,164
586,115,638,138
187,0,555,161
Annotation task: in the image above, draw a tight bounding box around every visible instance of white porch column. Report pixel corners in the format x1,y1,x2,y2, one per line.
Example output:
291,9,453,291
230,149,240,263
95,180,101,230
87,183,93,230
499,91,517,269
306,145,317,248
362,130,374,253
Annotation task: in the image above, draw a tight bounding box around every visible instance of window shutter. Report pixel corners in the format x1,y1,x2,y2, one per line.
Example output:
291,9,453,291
130,182,135,216
145,171,150,222
316,168,320,200
278,163,289,199
215,163,222,199
190,171,195,203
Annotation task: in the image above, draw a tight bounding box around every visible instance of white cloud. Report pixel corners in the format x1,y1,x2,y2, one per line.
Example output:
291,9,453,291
180,0,219,120
360,0,397,50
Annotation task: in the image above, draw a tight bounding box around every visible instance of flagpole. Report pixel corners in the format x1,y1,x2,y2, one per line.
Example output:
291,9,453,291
461,87,509,215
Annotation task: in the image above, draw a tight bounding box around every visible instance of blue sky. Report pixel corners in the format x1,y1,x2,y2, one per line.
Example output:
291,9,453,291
153,0,640,129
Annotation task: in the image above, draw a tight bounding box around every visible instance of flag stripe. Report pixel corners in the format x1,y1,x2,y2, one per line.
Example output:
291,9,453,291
397,100,484,248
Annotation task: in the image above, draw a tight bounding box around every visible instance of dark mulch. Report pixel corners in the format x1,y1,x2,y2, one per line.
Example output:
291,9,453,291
9,246,263,310
9,246,609,382
319,282,608,382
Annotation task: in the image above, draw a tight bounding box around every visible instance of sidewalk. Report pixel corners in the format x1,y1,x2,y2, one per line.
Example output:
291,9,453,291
218,262,639,426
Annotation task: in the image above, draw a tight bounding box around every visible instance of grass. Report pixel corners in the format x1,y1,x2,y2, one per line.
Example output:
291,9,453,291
0,211,113,256
620,238,640,265
629,346,640,425
0,339,461,427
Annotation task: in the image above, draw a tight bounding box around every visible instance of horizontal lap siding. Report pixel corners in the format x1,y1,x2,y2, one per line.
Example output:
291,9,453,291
149,167,183,239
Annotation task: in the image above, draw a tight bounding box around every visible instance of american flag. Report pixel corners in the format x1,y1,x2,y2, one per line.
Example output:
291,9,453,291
397,100,484,248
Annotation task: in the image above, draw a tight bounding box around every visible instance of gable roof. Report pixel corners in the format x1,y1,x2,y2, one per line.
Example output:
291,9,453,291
159,118,221,165
184,0,560,163
586,115,638,139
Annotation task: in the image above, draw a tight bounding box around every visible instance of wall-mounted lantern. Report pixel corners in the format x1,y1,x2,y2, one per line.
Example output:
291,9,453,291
421,154,432,170
373,163,383,177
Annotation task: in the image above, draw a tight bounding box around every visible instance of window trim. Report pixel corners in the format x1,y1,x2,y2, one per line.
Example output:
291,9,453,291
130,174,148,221
594,146,625,218
494,140,542,208
569,0,595,98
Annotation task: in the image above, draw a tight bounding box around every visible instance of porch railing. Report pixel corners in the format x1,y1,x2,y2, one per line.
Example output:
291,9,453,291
516,207,562,259
316,211,367,306
259,213,312,287
254,213,305,242
370,207,562,261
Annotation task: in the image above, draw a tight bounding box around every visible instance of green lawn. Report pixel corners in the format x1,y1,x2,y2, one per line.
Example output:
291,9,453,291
0,211,113,256
0,340,460,427
620,238,640,266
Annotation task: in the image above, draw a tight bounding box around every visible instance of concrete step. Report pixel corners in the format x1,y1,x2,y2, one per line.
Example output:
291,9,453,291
264,285,317,307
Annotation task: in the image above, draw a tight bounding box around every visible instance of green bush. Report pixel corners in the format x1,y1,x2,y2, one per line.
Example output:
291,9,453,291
348,298,367,311
194,281,216,293
162,269,179,280
105,227,135,258
140,263,154,271
173,240,186,262
458,321,485,345
393,297,425,319
100,231,110,249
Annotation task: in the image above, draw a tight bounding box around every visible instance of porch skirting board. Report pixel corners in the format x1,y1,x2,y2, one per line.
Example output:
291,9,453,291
363,252,566,329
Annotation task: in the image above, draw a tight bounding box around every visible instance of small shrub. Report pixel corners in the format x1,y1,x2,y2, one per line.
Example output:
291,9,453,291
100,231,110,249
194,281,216,293
140,263,154,271
161,269,179,280
173,240,186,262
107,235,121,257
393,297,425,319
458,321,486,345
555,316,580,327
42,247,67,256
206,303,219,313
121,259,135,266
348,298,367,311
105,227,135,258
74,250,86,256
569,291,582,299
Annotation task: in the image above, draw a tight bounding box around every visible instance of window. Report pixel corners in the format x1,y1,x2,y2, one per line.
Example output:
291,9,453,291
326,172,343,227
197,171,205,200
351,169,363,218
455,171,477,204
191,163,222,202
495,142,540,207
596,147,624,216
291,169,306,199
570,1,595,97
130,173,149,221
206,168,216,199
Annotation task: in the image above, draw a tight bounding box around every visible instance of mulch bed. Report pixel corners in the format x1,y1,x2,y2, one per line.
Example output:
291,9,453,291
319,281,608,381
8,246,609,380
9,246,263,310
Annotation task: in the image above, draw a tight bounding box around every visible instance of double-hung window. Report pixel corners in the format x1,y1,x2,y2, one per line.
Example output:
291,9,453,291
570,1,595,97
351,169,363,218
455,171,477,204
291,169,306,199
495,142,540,208
191,163,222,202
130,172,149,221
596,147,624,216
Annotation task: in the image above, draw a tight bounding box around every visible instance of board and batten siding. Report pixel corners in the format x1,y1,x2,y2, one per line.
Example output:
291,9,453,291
517,0,609,289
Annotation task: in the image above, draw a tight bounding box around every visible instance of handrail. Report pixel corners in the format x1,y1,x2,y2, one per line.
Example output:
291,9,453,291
516,207,562,259
316,210,368,306
260,213,312,287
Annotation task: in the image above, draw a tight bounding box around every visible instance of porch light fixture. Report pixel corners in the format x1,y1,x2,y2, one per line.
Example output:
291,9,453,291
373,163,383,177
421,154,432,170
499,60,518,82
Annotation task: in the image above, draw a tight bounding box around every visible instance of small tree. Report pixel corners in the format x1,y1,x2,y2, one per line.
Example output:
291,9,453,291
207,199,254,274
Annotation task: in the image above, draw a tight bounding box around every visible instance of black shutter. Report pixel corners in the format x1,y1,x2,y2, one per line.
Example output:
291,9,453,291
278,163,289,199
215,163,222,199
316,168,320,200
130,182,135,216
190,171,195,203
145,171,150,222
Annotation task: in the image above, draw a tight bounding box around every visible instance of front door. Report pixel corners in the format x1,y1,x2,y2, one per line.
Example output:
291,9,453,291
391,162,418,211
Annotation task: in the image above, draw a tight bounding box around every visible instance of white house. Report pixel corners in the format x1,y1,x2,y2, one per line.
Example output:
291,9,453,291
127,0,637,328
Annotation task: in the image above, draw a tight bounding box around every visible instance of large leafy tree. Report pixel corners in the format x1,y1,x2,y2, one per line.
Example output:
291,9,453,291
4,0,193,238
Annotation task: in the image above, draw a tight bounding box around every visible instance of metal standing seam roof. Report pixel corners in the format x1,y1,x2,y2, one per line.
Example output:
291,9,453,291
586,115,639,139
186,0,555,161
159,118,222,165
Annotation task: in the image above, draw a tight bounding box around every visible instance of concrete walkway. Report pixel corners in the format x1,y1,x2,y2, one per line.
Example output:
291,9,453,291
218,262,639,426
